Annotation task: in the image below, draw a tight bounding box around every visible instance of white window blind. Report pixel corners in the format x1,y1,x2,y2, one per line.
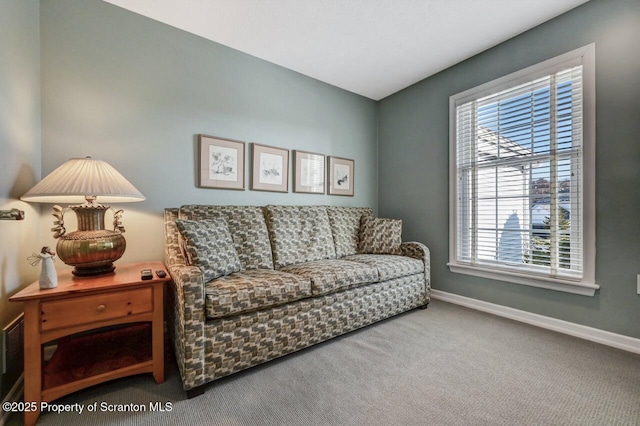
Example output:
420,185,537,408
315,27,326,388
449,45,597,296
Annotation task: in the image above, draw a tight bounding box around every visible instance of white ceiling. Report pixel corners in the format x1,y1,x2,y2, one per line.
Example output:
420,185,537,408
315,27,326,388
104,0,590,101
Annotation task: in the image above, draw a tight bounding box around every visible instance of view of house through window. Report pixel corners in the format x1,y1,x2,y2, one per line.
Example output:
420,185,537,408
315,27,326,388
449,45,596,294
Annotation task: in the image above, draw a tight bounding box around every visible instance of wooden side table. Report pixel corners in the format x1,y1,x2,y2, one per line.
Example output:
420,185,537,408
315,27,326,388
9,261,170,426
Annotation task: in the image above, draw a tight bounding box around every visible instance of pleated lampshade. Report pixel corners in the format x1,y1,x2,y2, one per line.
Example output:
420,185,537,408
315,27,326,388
21,157,145,204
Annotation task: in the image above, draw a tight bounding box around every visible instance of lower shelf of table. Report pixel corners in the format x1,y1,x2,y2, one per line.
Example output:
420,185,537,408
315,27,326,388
42,323,152,401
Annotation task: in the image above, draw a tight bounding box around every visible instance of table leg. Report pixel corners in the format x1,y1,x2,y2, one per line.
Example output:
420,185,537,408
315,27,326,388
152,284,165,383
23,302,41,426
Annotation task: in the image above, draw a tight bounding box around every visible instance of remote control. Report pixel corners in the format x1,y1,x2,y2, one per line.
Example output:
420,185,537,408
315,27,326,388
141,269,153,280
155,270,167,278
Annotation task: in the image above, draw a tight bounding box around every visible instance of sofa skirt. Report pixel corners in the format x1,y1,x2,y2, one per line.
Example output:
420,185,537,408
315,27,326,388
196,273,427,384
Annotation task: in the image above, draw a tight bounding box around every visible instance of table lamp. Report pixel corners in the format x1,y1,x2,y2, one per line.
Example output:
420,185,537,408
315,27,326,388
21,157,145,276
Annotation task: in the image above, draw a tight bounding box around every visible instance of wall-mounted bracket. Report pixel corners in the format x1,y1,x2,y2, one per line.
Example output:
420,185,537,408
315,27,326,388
0,209,25,220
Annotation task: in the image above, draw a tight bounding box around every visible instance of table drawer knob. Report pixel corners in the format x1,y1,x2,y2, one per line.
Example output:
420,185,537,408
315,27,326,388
97,304,106,312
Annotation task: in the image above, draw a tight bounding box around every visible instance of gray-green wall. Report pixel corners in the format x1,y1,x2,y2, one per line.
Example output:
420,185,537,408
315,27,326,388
0,0,42,400
3,0,639,370
39,0,378,265
378,0,640,338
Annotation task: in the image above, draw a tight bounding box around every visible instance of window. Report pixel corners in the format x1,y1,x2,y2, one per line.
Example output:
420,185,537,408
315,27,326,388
448,44,597,296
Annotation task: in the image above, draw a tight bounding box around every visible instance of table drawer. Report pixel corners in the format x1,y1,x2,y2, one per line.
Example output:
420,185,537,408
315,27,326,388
40,288,153,332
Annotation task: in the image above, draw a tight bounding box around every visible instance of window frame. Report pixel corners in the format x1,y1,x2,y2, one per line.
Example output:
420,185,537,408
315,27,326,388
448,44,598,296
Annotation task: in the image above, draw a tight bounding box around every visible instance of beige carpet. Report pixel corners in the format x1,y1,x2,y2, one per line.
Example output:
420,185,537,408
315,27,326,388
11,300,640,425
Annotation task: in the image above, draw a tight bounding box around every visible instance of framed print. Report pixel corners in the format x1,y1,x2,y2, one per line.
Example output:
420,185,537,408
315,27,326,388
198,135,245,190
293,150,325,194
328,156,354,196
250,143,289,192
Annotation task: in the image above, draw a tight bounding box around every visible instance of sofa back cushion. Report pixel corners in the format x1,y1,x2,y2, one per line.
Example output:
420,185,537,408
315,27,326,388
178,205,274,270
326,207,373,258
264,205,336,268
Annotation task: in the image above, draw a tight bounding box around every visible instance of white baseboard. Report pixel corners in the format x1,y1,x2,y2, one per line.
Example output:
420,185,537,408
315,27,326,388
431,289,640,355
0,373,24,426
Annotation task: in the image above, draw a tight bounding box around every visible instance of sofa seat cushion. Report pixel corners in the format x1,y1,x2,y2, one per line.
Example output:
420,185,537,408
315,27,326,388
344,254,424,281
205,269,312,319
279,259,378,296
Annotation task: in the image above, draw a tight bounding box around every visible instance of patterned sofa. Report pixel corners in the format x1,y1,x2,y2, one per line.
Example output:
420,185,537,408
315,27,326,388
164,205,430,397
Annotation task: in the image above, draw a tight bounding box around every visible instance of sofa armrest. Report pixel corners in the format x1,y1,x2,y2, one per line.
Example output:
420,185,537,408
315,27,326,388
169,264,206,312
167,264,206,391
401,241,429,262
401,242,431,303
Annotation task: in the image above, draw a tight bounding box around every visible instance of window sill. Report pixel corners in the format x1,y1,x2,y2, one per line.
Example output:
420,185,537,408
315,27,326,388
447,263,599,296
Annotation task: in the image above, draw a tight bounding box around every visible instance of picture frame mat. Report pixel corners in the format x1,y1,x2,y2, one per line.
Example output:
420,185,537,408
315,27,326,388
293,150,325,194
250,143,289,193
328,156,354,196
198,135,245,190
